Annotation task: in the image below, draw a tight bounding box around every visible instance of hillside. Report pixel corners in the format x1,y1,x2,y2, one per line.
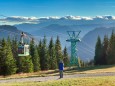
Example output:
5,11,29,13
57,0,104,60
77,27,115,61
0,25,32,42
15,16,115,50
14,16,115,61
15,15,115,38
16,24,115,61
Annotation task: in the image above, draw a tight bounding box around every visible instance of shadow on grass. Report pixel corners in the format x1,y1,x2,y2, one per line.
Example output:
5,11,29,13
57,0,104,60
18,65,115,78
45,70,59,74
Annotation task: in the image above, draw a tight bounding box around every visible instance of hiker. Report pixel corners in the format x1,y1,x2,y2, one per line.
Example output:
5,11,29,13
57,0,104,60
59,60,64,78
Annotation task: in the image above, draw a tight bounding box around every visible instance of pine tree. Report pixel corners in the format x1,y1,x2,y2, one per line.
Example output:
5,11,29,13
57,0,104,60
38,39,42,56
107,30,115,64
11,37,19,73
94,36,102,65
0,38,17,75
38,39,43,69
55,36,63,65
63,46,69,67
41,36,49,70
18,56,33,73
48,37,57,69
7,36,11,46
11,37,18,59
101,35,108,65
30,39,40,72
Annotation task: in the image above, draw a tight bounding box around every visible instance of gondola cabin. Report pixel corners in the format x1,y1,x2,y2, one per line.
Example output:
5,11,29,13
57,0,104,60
18,44,29,56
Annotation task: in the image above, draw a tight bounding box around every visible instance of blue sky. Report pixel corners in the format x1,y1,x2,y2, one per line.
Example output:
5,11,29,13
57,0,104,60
0,0,115,17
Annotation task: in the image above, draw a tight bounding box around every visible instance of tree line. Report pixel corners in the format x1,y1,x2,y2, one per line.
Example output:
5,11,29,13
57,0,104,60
94,30,115,65
0,36,69,75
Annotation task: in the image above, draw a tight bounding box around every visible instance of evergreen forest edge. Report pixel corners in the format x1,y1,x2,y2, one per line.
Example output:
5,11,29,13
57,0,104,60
1,29,115,75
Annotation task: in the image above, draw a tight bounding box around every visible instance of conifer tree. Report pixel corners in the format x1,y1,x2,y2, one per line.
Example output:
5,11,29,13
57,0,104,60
38,39,43,69
30,38,40,72
0,38,17,75
107,30,115,64
94,36,102,65
11,37,18,59
63,46,69,67
7,36,11,46
11,37,19,72
18,56,33,73
41,36,49,70
55,36,63,65
101,35,108,65
48,37,57,69
38,39,42,55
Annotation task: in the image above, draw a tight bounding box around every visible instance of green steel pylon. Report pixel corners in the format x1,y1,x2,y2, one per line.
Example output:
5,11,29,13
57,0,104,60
66,31,81,67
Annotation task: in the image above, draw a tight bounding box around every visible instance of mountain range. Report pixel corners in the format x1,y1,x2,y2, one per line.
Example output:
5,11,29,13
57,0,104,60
0,25,32,43
15,15,115,48
1,15,115,61
77,27,115,61
15,15,115,39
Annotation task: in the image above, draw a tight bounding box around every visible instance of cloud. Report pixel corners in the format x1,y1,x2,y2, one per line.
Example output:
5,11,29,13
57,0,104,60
82,17,93,20
0,16,39,25
0,15,115,25
60,15,93,20
95,15,115,20
39,16,60,20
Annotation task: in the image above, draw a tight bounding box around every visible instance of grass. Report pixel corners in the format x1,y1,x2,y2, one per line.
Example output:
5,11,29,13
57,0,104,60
65,65,115,74
0,65,115,80
0,76,115,86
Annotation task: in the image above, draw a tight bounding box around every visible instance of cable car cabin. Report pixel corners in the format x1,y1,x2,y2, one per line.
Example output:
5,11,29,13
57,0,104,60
18,44,29,56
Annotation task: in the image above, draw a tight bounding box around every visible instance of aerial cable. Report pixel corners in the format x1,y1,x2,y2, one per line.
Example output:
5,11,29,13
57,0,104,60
78,45,94,54
78,47,94,56
46,29,95,52
81,40,95,50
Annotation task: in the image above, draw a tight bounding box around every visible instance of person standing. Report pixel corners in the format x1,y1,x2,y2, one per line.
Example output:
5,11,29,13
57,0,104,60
59,60,64,78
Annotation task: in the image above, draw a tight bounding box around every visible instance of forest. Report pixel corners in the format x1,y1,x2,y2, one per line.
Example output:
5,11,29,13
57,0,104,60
94,30,115,65
1,29,115,76
0,36,70,75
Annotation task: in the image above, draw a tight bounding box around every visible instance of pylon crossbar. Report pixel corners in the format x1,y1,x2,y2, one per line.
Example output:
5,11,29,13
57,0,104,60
67,31,81,39
75,31,81,39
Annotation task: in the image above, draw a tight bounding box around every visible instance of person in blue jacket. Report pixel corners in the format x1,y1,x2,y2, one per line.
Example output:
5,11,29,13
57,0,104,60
59,60,64,78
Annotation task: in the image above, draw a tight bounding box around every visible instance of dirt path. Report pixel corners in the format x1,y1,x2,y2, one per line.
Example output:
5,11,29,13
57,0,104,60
0,72,115,83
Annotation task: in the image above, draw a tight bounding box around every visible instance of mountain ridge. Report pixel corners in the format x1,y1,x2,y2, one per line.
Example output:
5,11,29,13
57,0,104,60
0,25,32,43
77,27,115,61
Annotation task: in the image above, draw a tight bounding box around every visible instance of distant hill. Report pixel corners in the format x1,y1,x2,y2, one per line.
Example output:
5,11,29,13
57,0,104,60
15,24,115,61
75,27,115,61
31,24,72,37
15,15,115,38
0,25,32,43
14,16,115,61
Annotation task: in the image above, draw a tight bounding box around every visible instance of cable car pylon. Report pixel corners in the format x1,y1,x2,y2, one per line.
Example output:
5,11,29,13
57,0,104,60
66,31,81,67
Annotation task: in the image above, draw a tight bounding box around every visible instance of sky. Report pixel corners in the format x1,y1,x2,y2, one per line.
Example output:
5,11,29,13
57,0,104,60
0,0,115,17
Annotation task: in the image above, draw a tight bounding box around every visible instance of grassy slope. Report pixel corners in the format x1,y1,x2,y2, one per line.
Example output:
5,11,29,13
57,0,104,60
1,76,115,86
0,65,115,86
0,65,115,79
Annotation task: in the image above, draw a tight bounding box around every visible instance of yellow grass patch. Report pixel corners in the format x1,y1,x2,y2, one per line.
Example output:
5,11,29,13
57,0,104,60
0,76,115,86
